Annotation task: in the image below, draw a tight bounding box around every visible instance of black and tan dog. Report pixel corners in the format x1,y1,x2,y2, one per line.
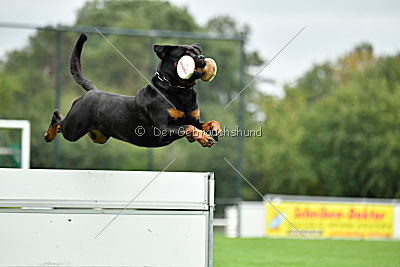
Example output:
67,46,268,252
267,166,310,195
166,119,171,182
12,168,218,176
44,33,221,148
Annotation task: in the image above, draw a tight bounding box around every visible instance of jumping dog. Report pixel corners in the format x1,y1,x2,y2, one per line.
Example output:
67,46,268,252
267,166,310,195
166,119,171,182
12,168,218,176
44,33,221,148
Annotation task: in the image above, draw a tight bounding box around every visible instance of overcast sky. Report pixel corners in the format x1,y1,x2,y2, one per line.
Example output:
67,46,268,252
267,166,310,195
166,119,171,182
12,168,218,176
1,0,399,97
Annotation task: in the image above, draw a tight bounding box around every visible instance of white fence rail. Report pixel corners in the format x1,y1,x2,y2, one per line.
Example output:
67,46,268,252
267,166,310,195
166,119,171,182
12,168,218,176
0,168,214,266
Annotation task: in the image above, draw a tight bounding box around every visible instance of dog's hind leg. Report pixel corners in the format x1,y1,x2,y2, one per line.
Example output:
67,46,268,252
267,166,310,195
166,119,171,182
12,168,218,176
58,97,94,142
44,110,64,142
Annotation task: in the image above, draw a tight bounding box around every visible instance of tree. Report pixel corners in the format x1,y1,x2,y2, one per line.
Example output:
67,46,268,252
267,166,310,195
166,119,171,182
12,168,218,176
246,43,400,198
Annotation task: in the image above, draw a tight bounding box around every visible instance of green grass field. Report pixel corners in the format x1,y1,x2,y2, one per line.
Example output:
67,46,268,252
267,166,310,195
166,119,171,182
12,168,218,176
214,235,400,267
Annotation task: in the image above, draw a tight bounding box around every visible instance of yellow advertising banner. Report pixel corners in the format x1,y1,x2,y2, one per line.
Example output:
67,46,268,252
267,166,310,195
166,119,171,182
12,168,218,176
266,202,393,238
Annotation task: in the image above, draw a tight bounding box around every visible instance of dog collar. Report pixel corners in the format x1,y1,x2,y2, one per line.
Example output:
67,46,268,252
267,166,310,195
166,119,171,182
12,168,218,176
154,72,194,90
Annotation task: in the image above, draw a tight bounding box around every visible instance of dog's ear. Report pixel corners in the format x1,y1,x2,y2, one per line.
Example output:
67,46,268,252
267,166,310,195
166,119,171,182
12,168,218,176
192,43,202,53
154,45,174,59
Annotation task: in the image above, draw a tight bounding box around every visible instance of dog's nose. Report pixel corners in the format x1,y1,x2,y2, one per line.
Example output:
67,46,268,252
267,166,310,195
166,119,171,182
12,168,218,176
195,55,206,68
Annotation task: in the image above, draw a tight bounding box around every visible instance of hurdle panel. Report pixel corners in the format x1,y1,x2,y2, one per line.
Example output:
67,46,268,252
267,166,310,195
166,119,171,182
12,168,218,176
0,168,214,266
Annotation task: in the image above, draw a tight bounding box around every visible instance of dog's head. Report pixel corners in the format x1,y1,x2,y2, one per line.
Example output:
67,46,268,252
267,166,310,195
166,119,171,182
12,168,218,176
154,43,216,87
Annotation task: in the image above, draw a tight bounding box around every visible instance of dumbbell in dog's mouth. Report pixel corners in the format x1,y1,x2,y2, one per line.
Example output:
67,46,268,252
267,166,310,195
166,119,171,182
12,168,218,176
156,43,217,85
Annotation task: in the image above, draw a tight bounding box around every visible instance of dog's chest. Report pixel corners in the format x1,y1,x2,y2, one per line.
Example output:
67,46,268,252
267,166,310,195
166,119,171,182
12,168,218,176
167,108,199,122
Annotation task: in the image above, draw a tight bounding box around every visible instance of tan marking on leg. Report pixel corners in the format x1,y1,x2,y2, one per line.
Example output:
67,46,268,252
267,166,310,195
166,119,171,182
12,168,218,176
187,109,200,120
44,122,59,142
88,129,109,144
168,108,185,120
202,120,221,133
44,111,64,142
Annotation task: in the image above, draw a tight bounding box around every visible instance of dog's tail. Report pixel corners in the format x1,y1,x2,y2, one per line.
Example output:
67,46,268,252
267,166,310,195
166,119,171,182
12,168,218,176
70,33,98,91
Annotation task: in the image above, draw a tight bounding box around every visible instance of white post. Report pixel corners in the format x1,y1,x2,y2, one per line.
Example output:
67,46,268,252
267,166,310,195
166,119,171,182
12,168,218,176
0,119,31,169
20,121,31,169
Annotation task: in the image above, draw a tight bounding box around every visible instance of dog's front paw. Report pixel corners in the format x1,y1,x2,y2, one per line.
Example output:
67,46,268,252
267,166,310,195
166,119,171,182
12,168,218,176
185,125,215,147
197,133,215,147
202,121,221,141
188,127,215,147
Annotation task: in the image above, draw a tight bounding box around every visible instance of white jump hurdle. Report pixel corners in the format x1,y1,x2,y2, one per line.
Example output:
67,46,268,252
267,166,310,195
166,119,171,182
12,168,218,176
0,168,214,267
